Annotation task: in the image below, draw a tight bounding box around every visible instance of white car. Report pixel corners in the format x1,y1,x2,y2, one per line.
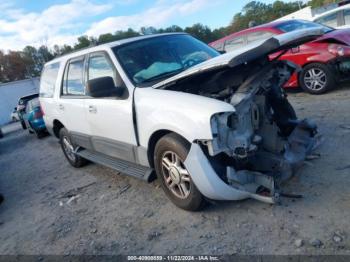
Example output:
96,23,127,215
39,31,322,210
10,108,20,122
313,4,350,29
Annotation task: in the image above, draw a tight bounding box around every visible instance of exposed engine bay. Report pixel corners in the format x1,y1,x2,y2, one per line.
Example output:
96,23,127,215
163,58,321,203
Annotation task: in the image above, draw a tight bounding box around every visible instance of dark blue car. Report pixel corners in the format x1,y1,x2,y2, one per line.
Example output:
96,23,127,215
23,98,47,138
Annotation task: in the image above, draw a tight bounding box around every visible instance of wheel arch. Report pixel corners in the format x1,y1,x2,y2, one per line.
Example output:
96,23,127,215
52,119,65,138
147,129,190,168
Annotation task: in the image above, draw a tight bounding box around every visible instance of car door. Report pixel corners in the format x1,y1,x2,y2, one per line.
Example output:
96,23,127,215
84,51,137,162
59,55,91,148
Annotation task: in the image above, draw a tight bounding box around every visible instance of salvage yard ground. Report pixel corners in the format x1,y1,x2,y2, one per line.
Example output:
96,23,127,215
0,87,350,255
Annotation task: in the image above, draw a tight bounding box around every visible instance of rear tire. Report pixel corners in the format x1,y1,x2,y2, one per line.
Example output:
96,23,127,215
154,133,206,211
36,130,46,139
59,128,88,168
21,120,27,130
299,63,335,94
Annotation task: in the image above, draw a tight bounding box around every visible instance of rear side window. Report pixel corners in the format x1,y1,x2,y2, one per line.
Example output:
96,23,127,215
246,31,274,44
63,57,85,96
225,36,245,52
211,42,224,52
40,63,60,98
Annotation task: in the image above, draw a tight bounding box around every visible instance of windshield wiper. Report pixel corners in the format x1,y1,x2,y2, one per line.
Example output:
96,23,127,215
141,68,184,83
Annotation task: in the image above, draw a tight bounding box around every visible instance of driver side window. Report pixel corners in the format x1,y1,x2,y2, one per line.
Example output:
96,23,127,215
87,53,124,88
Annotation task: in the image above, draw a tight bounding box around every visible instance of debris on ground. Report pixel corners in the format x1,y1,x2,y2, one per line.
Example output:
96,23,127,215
339,124,350,130
310,238,323,248
61,182,97,199
119,184,131,195
333,231,345,243
66,194,80,205
305,153,321,161
333,235,342,243
335,165,350,171
294,239,304,248
147,231,161,241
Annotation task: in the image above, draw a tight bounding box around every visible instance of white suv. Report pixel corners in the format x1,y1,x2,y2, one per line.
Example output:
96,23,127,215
40,32,322,210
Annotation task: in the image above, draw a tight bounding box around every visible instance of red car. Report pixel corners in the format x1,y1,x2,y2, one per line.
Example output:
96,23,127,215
210,19,350,94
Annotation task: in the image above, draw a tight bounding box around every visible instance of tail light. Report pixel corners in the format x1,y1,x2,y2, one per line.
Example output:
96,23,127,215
34,108,43,119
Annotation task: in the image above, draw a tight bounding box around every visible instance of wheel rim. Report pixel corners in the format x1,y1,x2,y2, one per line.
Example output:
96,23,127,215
304,68,327,91
62,136,76,161
161,151,191,199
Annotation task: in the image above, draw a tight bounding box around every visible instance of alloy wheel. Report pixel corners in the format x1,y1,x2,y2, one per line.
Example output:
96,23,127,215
62,136,76,162
161,151,191,199
304,68,327,91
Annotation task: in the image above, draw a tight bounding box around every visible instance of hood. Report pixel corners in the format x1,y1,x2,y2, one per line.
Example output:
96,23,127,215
314,28,350,46
153,28,325,89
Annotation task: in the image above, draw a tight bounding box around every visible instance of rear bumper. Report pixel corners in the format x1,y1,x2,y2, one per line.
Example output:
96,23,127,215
31,119,46,131
329,57,350,82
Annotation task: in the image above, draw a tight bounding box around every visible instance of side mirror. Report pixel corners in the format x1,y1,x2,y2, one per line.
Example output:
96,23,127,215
86,76,125,98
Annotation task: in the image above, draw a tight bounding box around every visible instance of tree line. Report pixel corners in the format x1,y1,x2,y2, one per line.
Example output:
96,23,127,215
0,0,341,83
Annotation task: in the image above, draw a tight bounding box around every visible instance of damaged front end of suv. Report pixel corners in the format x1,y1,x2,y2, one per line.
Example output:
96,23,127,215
202,60,321,204
154,29,323,204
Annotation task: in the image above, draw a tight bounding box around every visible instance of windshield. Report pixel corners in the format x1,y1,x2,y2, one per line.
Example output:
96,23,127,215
276,20,333,33
113,34,219,85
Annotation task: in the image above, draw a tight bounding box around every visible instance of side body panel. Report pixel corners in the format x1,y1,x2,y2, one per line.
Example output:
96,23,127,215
279,42,336,87
134,88,235,148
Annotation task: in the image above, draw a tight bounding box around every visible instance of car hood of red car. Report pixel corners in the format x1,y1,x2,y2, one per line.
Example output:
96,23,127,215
153,28,325,89
314,28,350,46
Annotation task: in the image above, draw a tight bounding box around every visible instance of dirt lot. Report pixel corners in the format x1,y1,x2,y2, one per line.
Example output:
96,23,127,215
0,87,350,256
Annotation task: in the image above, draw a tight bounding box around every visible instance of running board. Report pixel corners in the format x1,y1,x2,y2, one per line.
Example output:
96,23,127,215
76,149,156,182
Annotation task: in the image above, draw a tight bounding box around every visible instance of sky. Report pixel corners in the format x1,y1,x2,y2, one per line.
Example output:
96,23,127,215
0,0,287,51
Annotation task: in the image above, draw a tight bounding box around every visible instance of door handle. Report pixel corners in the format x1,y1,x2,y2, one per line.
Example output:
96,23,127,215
88,105,97,113
59,104,64,110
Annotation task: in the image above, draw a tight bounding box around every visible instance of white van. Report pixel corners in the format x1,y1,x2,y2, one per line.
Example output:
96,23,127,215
313,4,350,29
39,32,322,210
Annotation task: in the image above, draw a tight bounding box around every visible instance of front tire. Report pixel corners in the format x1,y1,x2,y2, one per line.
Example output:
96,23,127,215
154,133,206,211
59,128,87,168
299,63,335,94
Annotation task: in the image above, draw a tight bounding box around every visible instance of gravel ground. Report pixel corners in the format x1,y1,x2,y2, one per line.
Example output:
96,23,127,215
0,87,350,255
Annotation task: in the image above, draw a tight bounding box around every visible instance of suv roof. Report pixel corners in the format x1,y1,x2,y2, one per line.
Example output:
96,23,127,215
46,33,187,66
